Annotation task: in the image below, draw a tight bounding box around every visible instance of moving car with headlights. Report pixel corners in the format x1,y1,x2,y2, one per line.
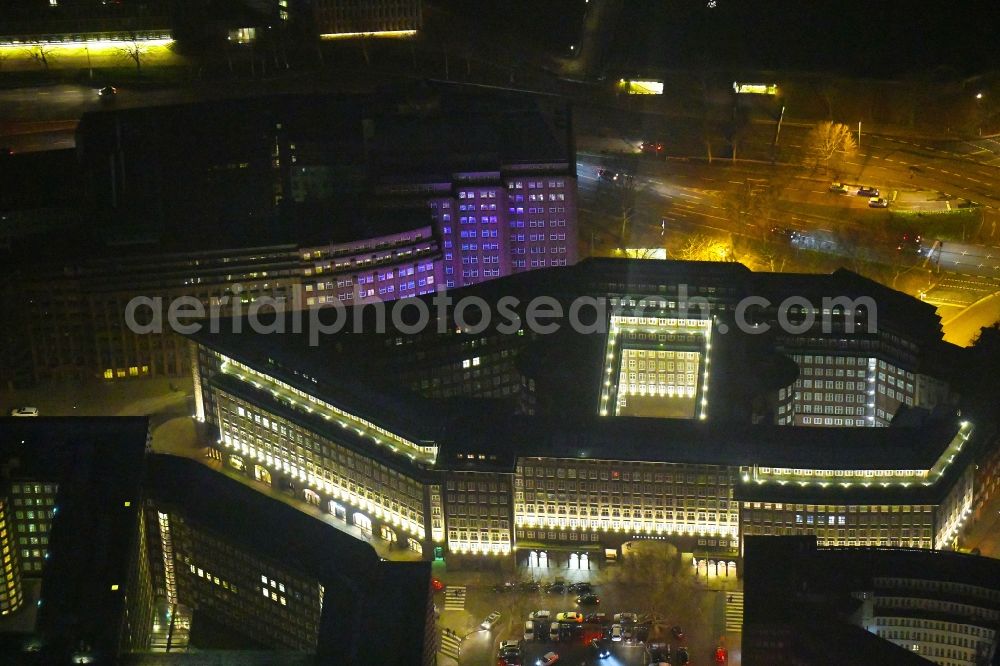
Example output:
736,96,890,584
590,638,611,658
576,593,600,606
481,610,501,630
641,140,666,157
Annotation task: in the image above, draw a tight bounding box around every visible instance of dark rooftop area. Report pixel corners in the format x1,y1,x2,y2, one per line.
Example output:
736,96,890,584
0,417,150,664
145,454,433,666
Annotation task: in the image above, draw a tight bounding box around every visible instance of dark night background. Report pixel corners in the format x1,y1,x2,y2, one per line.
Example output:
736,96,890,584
439,0,1000,77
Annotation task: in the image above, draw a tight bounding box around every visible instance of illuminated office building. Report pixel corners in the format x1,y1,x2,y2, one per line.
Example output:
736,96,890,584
0,418,434,665
314,0,422,38
0,498,23,617
186,258,993,568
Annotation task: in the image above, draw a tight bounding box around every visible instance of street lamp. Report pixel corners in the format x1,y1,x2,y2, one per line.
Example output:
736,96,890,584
976,92,984,100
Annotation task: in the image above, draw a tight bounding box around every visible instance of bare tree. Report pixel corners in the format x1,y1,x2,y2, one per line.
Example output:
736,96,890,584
117,33,147,75
725,106,752,163
802,121,858,169
615,173,638,248
695,74,717,163
597,155,640,248
673,234,732,262
724,178,777,240
23,43,55,70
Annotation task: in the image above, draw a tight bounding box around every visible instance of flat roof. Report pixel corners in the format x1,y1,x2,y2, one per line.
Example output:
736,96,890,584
187,258,964,481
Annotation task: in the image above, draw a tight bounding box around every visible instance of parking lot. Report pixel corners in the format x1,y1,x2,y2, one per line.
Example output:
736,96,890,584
477,580,702,666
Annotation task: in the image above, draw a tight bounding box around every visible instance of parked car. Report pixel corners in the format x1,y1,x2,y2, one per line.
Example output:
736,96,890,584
536,651,559,666
499,640,522,665
555,611,583,623
585,613,609,624
493,582,516,593
623,625,634,642
530,610,551,621
677,647,690,665
549,622,561,641
431,577,444,591
829,182,850,194
576,594,600,606
519,580,541,592
545,582,567,594
568,582,593,593
481,610,501,630
524,620,536,641
10,407,39,417
649,642,671,662
613,612,638,624
590,638,611,658
868,196,889,208
671,625,685,640
610,624,623,642
857,186,880,197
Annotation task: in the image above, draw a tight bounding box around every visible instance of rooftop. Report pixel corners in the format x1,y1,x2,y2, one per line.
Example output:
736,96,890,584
0,417,150,663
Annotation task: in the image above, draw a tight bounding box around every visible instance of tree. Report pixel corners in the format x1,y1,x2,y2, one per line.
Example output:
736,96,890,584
725,106,752,163
695,72,718,163
802,121,857,169
23,43,55,70
604,542,715,637
673,234,732,262
723,178,777,240
117,33,147,75
615,173,638,248
597,155,640,248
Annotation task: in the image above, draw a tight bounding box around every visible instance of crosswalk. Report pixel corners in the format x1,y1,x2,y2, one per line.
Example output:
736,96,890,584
443,585,466,611
725,590,744,633
439,627,462,661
